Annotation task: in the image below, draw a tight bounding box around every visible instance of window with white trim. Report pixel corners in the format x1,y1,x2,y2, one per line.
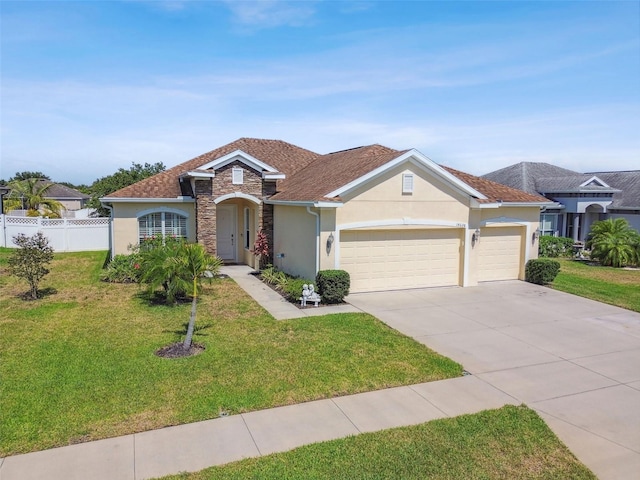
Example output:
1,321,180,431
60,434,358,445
402,173,414,194
138,212,187,242
540,213,558,236
244,207,250,249
232,167,244,185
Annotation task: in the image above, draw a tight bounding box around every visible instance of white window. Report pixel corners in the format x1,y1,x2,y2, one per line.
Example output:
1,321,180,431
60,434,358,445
232,167,244,185
540,213,558,236
138,211,187,242
244,207,250,250
402,173,414,194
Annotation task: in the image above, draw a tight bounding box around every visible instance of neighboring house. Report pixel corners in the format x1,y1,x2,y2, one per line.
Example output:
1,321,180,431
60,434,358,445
8,181,90,215
102,138,552,293
42,182,90,211
482,163,640,242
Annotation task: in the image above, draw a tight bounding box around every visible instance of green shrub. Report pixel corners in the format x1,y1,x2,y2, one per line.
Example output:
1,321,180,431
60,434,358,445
538,236,574,258
281,278,312,303
260,265,287,286
525,258,561,285
316,270,350,304
100,254,142,283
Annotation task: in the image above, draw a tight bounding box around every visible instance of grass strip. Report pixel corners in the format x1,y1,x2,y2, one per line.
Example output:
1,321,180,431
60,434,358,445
552,259,640,313
159,405,596,480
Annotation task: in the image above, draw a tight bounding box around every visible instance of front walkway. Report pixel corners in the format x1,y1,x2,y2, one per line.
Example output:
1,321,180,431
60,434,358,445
220,265,361,319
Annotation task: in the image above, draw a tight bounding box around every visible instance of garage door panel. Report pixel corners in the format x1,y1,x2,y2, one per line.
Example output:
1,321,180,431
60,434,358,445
477,227,523,282
340,229,461,293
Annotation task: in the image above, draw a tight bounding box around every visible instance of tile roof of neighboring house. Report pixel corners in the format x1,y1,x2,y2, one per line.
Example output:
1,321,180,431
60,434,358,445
482,162,616,195
586,170,640,209
105,138,319,199
105,138,547,205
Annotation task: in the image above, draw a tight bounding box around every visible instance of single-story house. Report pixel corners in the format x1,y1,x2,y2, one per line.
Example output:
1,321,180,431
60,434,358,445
482,163,640,242
102,138,552,293
43,182,91,212
4,180,91,217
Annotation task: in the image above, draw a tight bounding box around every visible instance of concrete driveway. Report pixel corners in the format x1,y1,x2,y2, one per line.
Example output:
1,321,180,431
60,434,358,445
347,281,640,480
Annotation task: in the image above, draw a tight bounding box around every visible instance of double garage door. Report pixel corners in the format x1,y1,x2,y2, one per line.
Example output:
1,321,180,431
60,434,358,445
340,229,462,293
477,227,524,282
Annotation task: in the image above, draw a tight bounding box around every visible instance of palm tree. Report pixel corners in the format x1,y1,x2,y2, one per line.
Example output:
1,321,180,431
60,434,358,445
4,178,65,217
587,218,638,267
179,243,222,349
139,239,222,349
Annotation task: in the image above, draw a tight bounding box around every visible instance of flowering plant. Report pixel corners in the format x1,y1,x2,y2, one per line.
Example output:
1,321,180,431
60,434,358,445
251,229,269,257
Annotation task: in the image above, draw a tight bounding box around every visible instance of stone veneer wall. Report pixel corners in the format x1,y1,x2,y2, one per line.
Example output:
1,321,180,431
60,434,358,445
261,181,277,264
195,179,216,254
195,160,276,261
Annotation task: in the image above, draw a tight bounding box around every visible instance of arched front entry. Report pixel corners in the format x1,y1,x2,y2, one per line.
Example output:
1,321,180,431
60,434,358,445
214,193,262,267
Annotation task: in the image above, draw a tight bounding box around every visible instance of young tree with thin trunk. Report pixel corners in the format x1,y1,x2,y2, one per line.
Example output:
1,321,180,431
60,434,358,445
139,239,222,349
8,233,54,299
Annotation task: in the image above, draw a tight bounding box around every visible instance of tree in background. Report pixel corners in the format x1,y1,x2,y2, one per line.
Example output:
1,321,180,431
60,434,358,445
0,172,52,185
3,178,65,217
88,162,165,216
8,232,55,300
587,218,640,267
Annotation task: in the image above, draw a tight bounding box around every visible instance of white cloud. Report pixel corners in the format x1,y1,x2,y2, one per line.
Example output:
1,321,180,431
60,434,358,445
222,0,318,28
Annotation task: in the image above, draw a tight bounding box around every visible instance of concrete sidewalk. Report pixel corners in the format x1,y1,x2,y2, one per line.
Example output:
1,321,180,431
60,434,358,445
0,376,517,480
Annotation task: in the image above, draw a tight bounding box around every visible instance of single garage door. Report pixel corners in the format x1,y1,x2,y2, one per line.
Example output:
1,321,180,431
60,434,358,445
340,229,461,293
477,227,523,282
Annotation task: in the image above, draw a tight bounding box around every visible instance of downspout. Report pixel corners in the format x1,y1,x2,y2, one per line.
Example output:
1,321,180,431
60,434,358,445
306,206,320,275
101,202,115,260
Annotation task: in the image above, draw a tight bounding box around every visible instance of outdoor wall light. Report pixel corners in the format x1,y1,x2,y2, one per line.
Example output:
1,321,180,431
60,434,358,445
326,232,335,255
472,228,481,244
533,228,541,243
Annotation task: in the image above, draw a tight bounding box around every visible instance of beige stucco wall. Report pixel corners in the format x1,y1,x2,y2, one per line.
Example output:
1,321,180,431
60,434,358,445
273,205,317,280
337,164,471,227
111,202,196,255
270,164,543,291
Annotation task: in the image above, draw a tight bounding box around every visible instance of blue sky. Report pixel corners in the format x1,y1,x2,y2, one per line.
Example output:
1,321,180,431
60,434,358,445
1,1,638,185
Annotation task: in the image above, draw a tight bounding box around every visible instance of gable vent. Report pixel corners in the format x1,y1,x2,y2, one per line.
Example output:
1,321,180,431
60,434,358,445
402,173,414,194
232,167,244,185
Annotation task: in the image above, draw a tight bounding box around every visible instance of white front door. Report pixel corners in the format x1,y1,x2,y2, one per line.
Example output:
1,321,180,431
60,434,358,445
217,205,237,261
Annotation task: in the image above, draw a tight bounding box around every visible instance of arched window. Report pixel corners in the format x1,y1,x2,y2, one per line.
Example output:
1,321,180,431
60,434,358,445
138,211,187,242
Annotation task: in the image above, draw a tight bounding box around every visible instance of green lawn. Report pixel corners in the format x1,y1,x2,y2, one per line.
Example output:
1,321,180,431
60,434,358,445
552,258,640,312
0,250,461,456
159,405,595,480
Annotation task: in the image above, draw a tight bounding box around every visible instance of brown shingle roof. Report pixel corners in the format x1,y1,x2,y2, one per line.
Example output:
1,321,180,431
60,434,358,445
105,138,319,199
104,138,547,205
441,166,550,203
271,144,407,202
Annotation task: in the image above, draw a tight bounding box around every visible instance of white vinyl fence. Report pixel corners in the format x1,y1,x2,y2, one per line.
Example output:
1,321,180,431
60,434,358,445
0,215,110,252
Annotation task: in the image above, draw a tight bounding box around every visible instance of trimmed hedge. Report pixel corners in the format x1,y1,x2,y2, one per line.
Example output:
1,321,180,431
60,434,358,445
316,270,350,304
525,258,560,285
538,236,574,258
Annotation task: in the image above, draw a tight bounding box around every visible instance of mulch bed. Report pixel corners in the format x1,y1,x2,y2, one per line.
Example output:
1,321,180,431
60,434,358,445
155,342,205,358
